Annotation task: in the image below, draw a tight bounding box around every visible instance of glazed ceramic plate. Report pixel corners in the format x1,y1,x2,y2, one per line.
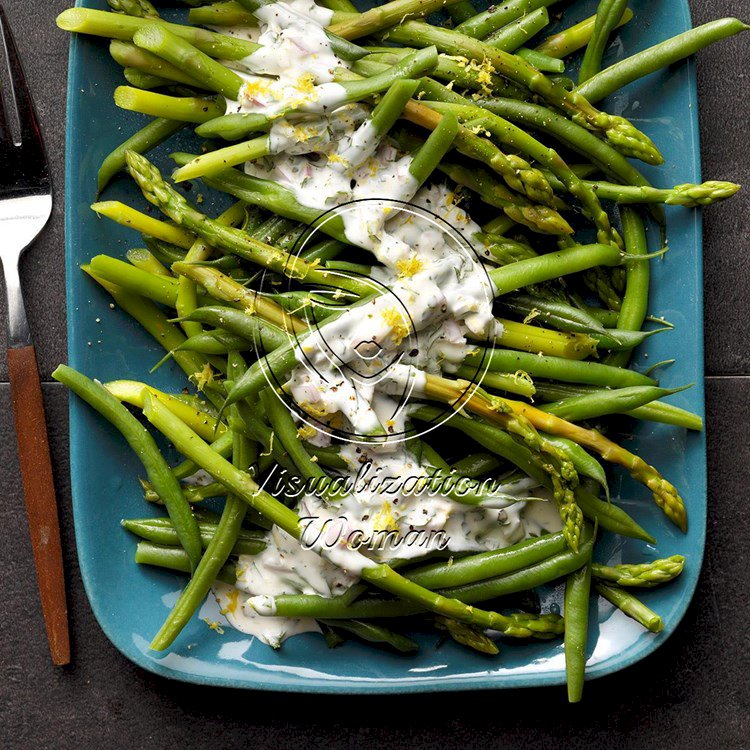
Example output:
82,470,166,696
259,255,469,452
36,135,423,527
65,0,706,691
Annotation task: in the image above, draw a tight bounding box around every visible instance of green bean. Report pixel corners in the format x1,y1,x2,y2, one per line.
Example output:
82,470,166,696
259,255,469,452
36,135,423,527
578,0,630,84
300,239,347,264
463,348,656,388
115,87,224,123
321,0,359,11
109,40,205,89
578,18,750,104
441,524,593,602
52,366,202,571
122,517,265,555
174,330,249,355
499,293,657,351
371,78,420,136
97,118,185,198
595,583,663,632
144,237,187,266
484,7,550,53
408,111,459,185
57,7,260,60
319,619,419,653
259,387,344,502
606,208,650,367
269,592,420,620
306,444,349,470
181,307,288,351
143,480,226,506
449,452,502,478
541,385,690,422
533,382,703,431
135,541,237,584
151,356,254,649
514,47,564,73
536,7,633,59
455,0,558,39
489,244,622,295
580,304,621,328
446,1,477,24
564,555,592,703
407,532,566,589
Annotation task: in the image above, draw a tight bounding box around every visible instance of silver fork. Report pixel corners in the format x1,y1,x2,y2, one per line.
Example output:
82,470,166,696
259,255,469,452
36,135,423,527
0,6,69,665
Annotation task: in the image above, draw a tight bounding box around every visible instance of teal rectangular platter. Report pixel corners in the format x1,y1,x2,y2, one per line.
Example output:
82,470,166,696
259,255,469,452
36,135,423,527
65,0,707,692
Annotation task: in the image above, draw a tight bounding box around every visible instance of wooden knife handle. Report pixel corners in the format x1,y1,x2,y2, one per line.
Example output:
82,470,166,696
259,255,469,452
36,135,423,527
7,344,70,665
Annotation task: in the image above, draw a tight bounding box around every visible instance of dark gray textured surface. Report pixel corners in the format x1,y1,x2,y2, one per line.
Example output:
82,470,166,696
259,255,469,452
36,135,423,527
0,1,748,748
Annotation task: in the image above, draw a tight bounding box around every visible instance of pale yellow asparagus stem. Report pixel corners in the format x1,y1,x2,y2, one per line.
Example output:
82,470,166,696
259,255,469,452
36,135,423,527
92,200,196,248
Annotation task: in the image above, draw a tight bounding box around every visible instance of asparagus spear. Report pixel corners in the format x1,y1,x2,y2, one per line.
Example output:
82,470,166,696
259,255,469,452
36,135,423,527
596,583,663,632
383,21,663,165
107,0,159,18
500,397,688,531
592,555,686,588
421,374,583,552
124,151,373,297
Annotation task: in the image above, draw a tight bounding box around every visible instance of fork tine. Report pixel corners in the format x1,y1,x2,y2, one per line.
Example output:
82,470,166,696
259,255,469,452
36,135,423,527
0,6,48,188
0,7,43,149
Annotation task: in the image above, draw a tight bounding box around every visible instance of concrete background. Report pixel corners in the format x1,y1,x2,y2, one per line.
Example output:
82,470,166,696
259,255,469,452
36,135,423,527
0,1,748,747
